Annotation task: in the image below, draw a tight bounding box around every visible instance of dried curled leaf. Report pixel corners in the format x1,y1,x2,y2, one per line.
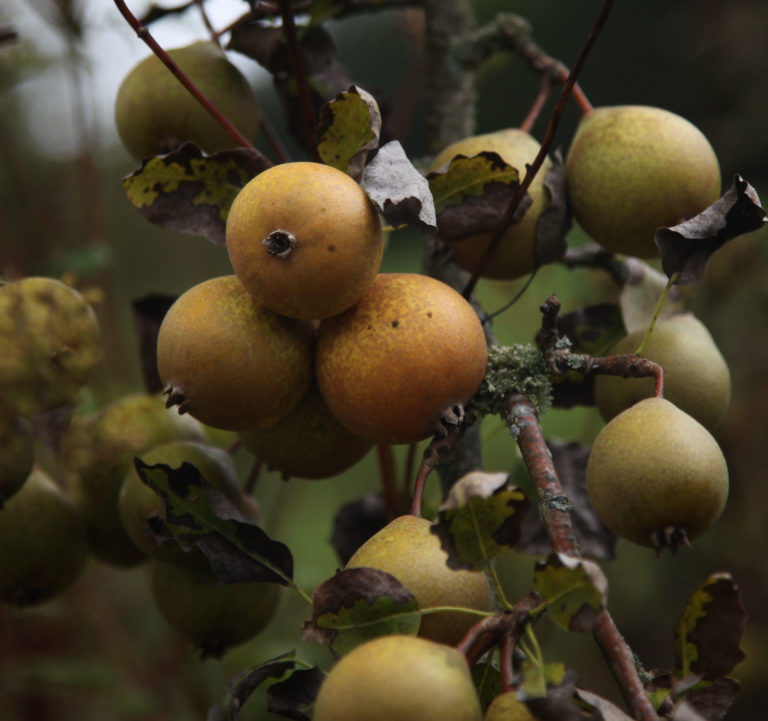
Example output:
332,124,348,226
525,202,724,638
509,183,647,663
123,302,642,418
656,174,768,284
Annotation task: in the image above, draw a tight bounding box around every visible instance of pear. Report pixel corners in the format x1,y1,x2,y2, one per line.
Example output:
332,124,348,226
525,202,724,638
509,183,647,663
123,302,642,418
346,514,494,645
428,128,553,280
238,382,372,480
0,468,88,607
118,440,248,567
0,415,34,506
484,692,536,721
114,41,260,160
586,397,728,550
61,393,207,567
594,313,731,431
0,277,101,417
151,560,281,658
566,105,721,258
313,634,483,721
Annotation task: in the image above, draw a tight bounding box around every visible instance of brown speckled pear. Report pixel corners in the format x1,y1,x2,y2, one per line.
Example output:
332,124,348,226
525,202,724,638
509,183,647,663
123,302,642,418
346,515,494,645
566,105,721,257
586,397,728,549
226,162,384,320
315,273,488,445
429,129,553,280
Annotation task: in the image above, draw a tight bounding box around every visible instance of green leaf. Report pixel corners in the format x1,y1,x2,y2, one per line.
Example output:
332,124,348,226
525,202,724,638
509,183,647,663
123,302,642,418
122,142,271,245
471,659,503,713
520,660,566,700
432,471,530,571
316,85,381,179
533,553,608,633
301,567,420,656
673,572,746,681
134,459,294,587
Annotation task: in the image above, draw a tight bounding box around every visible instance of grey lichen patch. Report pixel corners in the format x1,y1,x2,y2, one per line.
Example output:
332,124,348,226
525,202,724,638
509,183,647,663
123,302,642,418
472,343,553,419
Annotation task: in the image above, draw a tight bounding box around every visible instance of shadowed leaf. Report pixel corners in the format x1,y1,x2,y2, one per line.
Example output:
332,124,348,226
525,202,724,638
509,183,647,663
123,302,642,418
330,493,389,565
472,660,503,713
122,142,272,245
575,689,635,721
619,257,686,334
267,666,326,721
301,567,420,656
535,149,570,267
656,175,768,284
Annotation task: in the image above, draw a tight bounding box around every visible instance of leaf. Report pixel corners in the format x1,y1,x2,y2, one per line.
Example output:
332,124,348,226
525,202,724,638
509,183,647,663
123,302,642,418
134,459,294,586
645,673,741,721
431,471,530,571
674,572,746,681
330,492,389,565
524,668,598,721
122,142,271,245
207,651,301,721
575,688,636,721
556,303,625,357
535,149,570,267
533,553,608,633
471,660,503,713
316,85,381,180
519,660,566,700
427,152,525,242
301,567,420,656
266,666,326,721
361,140,437,232
656,174,768,285
619,257,686,334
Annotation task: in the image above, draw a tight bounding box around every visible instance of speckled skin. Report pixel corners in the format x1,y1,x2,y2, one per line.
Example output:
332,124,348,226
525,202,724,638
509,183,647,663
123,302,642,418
586,398,728,547
566,105,721,258
313,634,483,721
346,515,494,645
0,469,88,607
156,275,314,431
226,162,384,320
429,129,553,280
595,314,731,431
114,41,260,160
315,273,488,445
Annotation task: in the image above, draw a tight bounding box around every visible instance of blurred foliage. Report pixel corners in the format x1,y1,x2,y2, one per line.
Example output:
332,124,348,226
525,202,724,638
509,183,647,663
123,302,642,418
1,1,768,720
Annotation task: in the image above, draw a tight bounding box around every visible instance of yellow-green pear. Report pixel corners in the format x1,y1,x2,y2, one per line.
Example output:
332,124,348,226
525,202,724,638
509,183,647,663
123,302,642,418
586,397,728,549
429,129,553,280
484,692,536,721
566,105,721,258
114,41,260,160
595,313,731,430
0,415,34,506
313,634,483,721
346,514,494,645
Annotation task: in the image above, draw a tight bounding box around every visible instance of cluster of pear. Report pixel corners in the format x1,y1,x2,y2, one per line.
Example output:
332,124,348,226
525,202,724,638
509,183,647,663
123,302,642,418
157,160,489,485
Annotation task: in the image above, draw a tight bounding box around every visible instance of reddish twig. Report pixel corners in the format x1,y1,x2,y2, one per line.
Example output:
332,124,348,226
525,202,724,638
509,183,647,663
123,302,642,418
112,0,256,151
519,74,552,134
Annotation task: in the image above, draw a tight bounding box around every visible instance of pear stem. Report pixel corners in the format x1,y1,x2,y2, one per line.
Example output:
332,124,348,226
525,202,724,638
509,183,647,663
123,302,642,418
634,272,679,357
376,443,400,519
112,0,257,152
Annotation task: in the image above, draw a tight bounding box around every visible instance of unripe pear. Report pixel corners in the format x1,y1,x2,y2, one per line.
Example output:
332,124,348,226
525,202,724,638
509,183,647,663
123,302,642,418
484,692,536,721
429,129,553,280
315,273,488,445
114,41,260,160
586,397,728,549
226,162,385,320
594,313,731,431
151,560,281,658
0,415,34,506
238,382,373,479
0,276,101,417
346,514,494,645
0,468,88,607
156,275,315,431
61,393,207,567
566,105,721,258
118,440,247,567
313,634,483,721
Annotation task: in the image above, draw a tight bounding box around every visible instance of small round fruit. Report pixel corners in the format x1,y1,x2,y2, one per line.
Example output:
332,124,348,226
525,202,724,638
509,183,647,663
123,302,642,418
313,634,483,721
586,397,728,549
316,273,488,445
238,383,373,479
114,41,260,159
0,415,34,506
428,128,553,280
484,692,536,721
118,440,246,567
566,105,721,258
0,276,101,417
61,392,207,567
0,468,88,607
225,161,384,320
156,275,314,431
594,313,731,431
346,514,494,645
151,560,281,658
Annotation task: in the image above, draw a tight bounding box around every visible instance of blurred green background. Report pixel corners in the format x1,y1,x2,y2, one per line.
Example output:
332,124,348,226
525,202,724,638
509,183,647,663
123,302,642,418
1,1,768,719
